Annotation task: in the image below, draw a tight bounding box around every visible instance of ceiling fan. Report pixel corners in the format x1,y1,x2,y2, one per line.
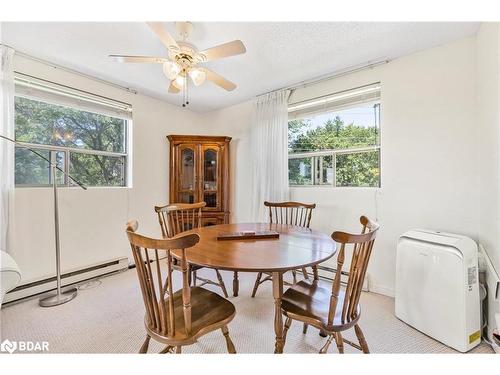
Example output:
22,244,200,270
110,22,246,107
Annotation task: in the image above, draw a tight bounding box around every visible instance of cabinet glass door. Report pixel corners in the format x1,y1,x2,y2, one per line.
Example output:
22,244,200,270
201,146,220,210
178,145,197,204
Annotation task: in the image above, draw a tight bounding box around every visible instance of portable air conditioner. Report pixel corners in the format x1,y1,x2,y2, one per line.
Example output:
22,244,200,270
395,229,481,352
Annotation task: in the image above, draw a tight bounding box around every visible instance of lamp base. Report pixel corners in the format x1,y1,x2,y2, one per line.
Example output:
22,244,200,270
39,288,77,307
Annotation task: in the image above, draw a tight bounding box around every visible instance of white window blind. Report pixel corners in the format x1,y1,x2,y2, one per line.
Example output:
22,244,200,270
288,82,381,120
14,73,133,120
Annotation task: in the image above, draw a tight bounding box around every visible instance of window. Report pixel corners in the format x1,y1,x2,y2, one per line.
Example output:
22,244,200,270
14,74,131,187
288,83,380,187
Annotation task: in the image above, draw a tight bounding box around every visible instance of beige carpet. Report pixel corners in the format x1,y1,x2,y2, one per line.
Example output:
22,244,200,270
0,268,493,354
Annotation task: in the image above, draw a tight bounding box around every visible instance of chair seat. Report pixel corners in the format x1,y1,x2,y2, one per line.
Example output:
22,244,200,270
282,280,360,331
148,286,235,341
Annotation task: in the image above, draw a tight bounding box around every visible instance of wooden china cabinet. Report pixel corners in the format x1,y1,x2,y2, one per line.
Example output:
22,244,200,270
167,135,231,225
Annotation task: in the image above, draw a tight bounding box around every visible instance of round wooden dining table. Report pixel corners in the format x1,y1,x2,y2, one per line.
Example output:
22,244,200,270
175,222,337,353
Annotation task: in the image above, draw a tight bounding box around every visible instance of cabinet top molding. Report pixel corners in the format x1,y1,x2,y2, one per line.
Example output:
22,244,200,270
167,135,232,143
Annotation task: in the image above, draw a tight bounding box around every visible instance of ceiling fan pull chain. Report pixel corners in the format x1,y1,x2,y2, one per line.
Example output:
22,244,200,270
182,71,186,107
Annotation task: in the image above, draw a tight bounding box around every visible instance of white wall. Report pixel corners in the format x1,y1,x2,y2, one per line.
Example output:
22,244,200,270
205,37,479,296
11,55,202,283
477,23,500,275
476,23,500,338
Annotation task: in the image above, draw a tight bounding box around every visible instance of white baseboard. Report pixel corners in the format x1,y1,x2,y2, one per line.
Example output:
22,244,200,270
368,282,395,298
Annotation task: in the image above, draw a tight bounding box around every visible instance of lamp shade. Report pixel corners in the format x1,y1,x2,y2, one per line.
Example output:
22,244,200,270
174,75,185,88
163,61,181,80
188,68,207,86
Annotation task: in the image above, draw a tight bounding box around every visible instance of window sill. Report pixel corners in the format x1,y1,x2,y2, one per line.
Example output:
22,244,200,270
290,185,381,190
15,186,132,190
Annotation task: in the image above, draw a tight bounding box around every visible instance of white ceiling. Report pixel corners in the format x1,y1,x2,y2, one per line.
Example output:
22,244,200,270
1,22,479,112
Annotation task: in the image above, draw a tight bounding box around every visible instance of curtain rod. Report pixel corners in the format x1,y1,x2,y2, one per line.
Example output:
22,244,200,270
288,81,380,108
15,71,133,108
1,43,138,95
257,59,389,98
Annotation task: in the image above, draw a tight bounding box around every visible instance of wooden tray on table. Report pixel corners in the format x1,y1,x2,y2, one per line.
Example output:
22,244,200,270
216,230,280,241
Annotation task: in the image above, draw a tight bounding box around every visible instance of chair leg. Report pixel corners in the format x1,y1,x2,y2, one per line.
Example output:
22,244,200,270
334,332,344,354
159,345,174,354
193,270,197,286
319,334,334,354
301,267,309,280
292,270,297,284
215,269,229,298
221,325,236,353
312,265,319,281
139,335,150,353
303,323,308,334
251,272,263,297
163,273,170,294
233,271,239,297
175,346,182,354
354,324,370,353
283,317,292,346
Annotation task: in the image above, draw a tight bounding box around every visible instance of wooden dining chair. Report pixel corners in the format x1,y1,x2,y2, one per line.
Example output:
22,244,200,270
280,216,379,354
251,201,316,298
155,202,229,298
126,220,237,354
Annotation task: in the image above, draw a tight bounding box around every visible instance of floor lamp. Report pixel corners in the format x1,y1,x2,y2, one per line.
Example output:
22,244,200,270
0,134,87,307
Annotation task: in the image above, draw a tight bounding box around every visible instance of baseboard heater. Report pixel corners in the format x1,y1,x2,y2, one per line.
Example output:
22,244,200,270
315,265,368,291
3,257,129,304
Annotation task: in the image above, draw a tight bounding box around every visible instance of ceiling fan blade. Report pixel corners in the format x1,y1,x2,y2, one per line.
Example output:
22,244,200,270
109,55,168,64
198,40,246,62
168,81,181,94
201,68,237,91
146,22,180,51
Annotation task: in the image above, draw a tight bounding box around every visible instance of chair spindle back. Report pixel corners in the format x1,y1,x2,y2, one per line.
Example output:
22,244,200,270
264,201,316,228
155,202,206,238
328,216,379,326
126,220,200,337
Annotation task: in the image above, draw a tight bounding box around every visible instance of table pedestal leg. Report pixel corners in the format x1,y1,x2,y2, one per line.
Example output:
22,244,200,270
233,271,239,297
272,271,284,354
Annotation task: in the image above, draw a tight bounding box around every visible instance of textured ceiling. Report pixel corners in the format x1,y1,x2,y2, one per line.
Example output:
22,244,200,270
1,22,479,112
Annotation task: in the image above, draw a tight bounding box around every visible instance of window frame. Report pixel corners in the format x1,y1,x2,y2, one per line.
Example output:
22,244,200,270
288,146,381,188
288,94,381,189
14,94,131,189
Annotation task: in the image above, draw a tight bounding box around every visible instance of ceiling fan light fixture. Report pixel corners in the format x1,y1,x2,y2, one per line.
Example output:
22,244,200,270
112,22,247,106
174,74,186,88
188,68,207,86
163,61,181,80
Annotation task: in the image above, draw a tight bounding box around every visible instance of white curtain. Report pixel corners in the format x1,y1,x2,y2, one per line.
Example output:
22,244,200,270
250,89,291,222
0,45,15,253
